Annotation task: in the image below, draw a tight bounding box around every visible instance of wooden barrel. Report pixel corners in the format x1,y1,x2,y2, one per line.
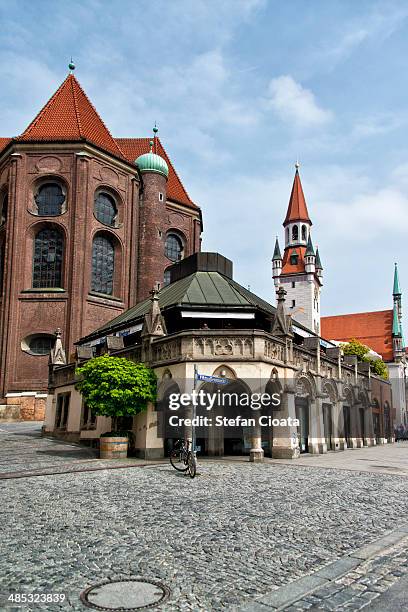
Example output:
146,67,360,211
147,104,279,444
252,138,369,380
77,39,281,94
100,436,128,459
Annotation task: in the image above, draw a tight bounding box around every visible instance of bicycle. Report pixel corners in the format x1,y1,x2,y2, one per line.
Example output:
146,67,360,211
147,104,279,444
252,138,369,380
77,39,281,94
170,439,197,478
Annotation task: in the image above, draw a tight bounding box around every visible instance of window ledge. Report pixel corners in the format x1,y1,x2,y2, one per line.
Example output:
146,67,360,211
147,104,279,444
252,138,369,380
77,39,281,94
22,288,66,293
88,291,123,303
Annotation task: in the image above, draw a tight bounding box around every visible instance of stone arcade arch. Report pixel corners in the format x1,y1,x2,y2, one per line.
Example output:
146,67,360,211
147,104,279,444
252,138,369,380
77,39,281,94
295,373,316,453
263,372,283,457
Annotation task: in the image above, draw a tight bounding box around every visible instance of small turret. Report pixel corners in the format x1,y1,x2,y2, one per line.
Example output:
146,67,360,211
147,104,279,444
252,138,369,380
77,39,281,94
272,237,282,286
304,235,316,274
315,247,323,277
49,328,67,366
135,126,169,301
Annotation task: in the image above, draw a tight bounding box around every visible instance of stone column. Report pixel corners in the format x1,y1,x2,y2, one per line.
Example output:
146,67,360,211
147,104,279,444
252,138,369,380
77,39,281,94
309,396,327,454
249,417,264,462
208,403,223,456
272,382,300,459
332,399,346,451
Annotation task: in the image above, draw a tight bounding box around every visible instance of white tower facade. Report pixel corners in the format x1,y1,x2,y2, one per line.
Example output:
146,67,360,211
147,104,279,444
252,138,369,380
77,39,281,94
272,165,323,334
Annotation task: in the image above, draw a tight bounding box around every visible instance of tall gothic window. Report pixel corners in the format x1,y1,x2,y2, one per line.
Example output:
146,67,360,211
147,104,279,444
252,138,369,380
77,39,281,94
33,227,64,288
301,225,307,241
35,183,65,216
165,233,183,262
292,225,299,241
94,192,117,226
0,192,7,225
91,234,115,295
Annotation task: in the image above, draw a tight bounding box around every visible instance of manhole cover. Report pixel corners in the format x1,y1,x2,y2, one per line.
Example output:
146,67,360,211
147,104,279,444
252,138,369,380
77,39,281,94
80,578,170,611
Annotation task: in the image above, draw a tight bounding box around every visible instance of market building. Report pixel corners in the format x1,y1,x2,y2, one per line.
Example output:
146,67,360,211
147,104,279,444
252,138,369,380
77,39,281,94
45,251,393,460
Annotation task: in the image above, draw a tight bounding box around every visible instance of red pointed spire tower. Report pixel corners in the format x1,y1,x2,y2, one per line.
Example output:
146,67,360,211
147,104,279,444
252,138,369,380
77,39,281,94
272,163,323,334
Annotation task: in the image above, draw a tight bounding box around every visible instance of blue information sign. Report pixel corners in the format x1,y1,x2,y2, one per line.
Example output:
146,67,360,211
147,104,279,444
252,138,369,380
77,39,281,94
196,373,229,385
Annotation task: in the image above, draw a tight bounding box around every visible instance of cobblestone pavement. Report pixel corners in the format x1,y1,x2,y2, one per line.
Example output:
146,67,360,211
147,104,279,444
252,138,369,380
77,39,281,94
286,538,408,611
2,424,408,611
0,423,162,478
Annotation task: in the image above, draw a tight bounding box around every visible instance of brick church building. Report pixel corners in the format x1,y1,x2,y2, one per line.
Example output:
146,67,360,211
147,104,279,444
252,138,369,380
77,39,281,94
0,66,201,419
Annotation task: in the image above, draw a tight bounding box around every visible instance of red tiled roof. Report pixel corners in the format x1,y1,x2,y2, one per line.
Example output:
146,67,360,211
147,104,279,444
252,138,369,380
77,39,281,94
117,138,196,208
282,246,306,274
321,310,394,361
1,76,198,210
0,138,11,153
17,75,124,158
284,169,311,225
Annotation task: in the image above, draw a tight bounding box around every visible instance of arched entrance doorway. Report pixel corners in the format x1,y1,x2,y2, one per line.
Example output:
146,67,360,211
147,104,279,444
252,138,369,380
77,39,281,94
343,405,351,447
322,404,333,450
384,401,391,441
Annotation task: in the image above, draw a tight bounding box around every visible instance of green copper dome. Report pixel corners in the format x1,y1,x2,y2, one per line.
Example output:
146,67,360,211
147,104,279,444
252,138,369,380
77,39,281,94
135,144,168,179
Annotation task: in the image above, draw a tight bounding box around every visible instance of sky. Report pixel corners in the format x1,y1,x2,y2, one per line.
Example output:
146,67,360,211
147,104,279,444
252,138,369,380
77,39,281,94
1,0,407,332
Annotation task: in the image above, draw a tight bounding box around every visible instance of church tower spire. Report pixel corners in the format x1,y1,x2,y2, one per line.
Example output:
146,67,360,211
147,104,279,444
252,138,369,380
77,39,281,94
392,263,404,357
272,164,322,334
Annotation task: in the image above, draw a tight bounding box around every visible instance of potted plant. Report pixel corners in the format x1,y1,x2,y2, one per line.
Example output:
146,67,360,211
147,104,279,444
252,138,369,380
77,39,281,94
75,355,157,459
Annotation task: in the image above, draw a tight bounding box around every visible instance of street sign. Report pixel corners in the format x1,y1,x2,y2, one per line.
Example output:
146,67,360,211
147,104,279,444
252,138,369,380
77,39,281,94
196,373,229,385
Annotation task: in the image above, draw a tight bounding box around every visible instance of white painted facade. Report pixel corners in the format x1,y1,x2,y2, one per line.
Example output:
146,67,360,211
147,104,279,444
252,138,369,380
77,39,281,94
279,273,321,335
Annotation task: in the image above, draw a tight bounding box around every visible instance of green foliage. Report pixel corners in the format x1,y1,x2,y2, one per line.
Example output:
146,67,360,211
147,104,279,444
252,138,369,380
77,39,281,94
341,338,369,360
75,356,157,423
370,359,388,379
340,338,388,379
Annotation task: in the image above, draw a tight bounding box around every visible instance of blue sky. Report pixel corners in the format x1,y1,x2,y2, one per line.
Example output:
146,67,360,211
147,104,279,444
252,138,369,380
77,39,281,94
1,0,407,331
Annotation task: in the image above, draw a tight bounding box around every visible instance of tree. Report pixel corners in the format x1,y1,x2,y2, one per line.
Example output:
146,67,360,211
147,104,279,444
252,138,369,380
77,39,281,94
75,355,157,433
340,338,388,380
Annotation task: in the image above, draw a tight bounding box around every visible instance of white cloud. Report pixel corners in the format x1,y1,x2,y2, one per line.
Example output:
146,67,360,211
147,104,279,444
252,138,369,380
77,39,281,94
351,113,404,139
265,75,333,128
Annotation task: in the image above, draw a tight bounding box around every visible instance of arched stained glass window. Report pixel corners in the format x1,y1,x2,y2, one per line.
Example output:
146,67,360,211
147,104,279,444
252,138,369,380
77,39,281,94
165,233,183,262
35,183,65,216
95,192,117,226
91,234,115,295
33,227,64,288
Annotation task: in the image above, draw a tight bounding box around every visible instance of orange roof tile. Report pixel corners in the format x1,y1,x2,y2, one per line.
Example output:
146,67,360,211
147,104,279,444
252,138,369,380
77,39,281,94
321,310,394,361
284,169,311,225
0,138,11,153
117,137,196,209
1,76,198,211
281,246,306,274
17,74,124,158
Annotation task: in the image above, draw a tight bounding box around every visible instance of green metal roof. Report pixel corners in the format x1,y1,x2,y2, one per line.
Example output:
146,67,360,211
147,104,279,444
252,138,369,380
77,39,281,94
393,263,401,296
272,238,282,261
135,150,169,178
392,303,401,337
305,235,315,257
315,248,323,270
82,271,277,341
